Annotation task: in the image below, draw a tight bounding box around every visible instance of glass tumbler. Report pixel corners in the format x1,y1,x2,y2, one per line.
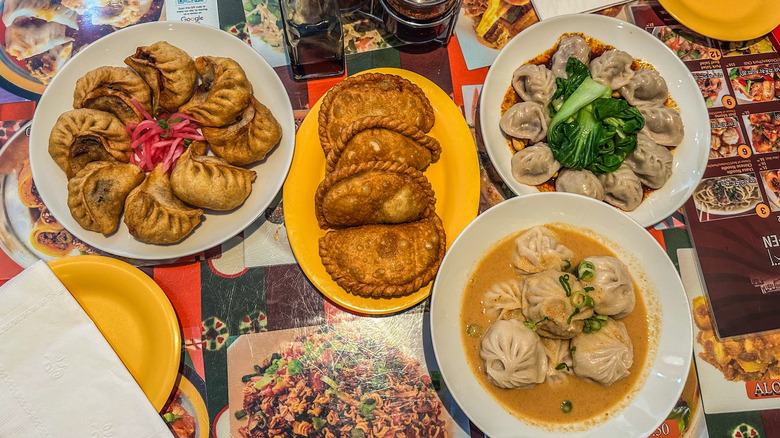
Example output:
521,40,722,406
279,0,346,81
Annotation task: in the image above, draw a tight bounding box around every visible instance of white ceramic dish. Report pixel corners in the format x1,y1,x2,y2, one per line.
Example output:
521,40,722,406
479,14,710,228
430,193,693,437
28,21,295,261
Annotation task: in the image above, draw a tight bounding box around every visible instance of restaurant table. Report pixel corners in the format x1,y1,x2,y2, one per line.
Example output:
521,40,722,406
0,0,779,437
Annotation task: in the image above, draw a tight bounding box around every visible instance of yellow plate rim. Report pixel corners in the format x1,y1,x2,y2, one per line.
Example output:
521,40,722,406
658,0,780,41
283,67,481,315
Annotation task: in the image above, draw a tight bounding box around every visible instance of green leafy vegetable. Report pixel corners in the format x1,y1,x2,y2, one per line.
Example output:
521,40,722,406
359,397,377,420
287,359,303,376
162,412,182,423
312,417,327,431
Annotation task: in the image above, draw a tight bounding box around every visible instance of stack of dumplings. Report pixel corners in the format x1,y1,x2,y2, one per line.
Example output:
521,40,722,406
48,40,282,245
315,73,446,298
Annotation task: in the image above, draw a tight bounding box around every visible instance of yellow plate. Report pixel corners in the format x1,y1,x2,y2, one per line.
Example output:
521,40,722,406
658,0,780,41
283,67,480,315
48,255,181,411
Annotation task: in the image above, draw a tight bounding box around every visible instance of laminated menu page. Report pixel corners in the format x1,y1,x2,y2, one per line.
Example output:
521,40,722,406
631,5,780,340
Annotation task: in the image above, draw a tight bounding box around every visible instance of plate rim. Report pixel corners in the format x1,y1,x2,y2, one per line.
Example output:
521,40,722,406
478,13,710,228
657,0,780,42
28,21,296,261
47,254,181,411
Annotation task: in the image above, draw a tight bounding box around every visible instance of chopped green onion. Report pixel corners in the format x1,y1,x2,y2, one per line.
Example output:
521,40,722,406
570,290,595,309
563,260,571,270
578,260,595,281
524,317,549,331
559,274,572,297
466,324,483,337
561,400,573,414
555,362,570,371
163,412,182,423
570,346,577,355
583,314,608,333
567,308,580,324
584,286,594,292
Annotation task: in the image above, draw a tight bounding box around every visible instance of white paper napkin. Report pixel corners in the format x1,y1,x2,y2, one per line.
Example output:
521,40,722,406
0,260,173,438
531,0,630,21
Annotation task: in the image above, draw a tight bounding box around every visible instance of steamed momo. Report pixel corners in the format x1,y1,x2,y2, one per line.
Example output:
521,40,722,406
637,103,685,147
541,338,573,384
589,49,635,90
512,64,556,106
512,226,573,274
511,143,561,186
499,101,549,143
579,256,636,319
521,269,593,339
624,134,673,189
551,36,591,79
480,319,547,389
555,169,605,201
619,69,669,106
484,279,523,321
598,163,643,211
571,317,633,386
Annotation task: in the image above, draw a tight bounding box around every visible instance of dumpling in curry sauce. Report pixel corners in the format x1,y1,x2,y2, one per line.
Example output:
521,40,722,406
67,161,145,235
124,41,197,112
319,214,446,298
73,66,152,125
202,95,281,166
314,160,436,229
124,164,203,244
179,56,253,127
49,108,131,179
170,141,256,211
325,115,441,173
318,73,435,155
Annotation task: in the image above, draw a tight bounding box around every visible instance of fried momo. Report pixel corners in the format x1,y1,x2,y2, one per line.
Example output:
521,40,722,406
170,141,256,210
314,161,436,229
318,73,435,155
67,161,145,235
202,95,281,165
73,66,152,125
179,56,253,127
49,108,131,179
319,214,446,298
325,116,441,173
124,164,203,244
124,41,197,112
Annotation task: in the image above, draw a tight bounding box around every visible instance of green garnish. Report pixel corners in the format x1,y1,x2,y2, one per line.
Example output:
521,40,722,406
562,260,571,270
234,409,247,420
312,417,327,431
466,324,483,337
561,400,573,414
567,308,580,324
570,290,595,309
555,362,570,371
287,359,303,376
162,412,182,423
359,397,377,420
524,317,550,331
578,260,595,281
583,314,609,333
559,274,572,297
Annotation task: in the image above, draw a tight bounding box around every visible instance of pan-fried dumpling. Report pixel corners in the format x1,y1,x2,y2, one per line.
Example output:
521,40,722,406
637,103,685,147
541,338,573,385
27,41,72,84
5,19,73,60
3,0,79,29
202,95,282,166
480,319,547,389
73,66,152,125
619,69,668,106
314,160,436,229
511,143,561,185
555,169,605,201
500,101,550,143
624,134,673,189
512,64,556,106
512,226,574,274
90,0,152,28
123,164,203,244
598,163,643,211
484,279,523,321
590,49,635,90
571,317,633,386
326,116,441,173
67,161,145,235
551,36,591,79
579,256,635,319
30,217,73,257
49,108,132,179
319,214,446,298
180,56,253,127
521,269,593,339
170,142,257,211
124,41,197,113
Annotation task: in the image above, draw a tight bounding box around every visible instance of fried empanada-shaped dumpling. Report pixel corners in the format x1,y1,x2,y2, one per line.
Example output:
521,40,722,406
170,141,257,210
201,95,281,166
73,66,152,125
124,41,196,113
179,56,253,127
325,116,441,173
314,161,436,229
319,214,446,298
49,108,132,179
67,161,145,235
318,73,435,155
123,164,203,244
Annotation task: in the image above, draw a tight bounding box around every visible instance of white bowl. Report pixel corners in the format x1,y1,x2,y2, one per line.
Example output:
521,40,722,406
479,14,710,228
430,193,693,437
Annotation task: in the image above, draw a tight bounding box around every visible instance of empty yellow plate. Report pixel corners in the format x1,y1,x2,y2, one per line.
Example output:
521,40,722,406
283,67,480,315
658,0,780,41
48,255,181,411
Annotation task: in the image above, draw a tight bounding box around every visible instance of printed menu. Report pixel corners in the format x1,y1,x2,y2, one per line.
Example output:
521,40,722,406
631,5,780,340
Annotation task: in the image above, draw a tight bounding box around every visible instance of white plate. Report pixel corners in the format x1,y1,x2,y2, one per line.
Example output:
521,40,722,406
430,193,693,437
479,14,710,228
28,22,295,261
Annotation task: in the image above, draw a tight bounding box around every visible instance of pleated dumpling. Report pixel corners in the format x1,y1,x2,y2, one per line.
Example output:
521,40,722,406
314,160,436,229
170,141,257,211
30,216,74,257
124,41,197,112
123,164,203,244
201,95,281,165
48,108,131,179
319,214,446,298
180,56,253,127
73,66,152,125
480,319,547,389
571,317,633,386
67,161,145,235
326,116,441,173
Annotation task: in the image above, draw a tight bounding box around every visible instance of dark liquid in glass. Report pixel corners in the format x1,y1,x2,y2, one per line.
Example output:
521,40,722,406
283,18,345,81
